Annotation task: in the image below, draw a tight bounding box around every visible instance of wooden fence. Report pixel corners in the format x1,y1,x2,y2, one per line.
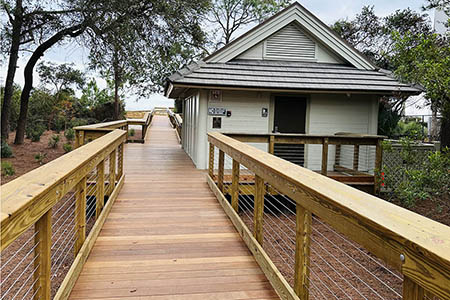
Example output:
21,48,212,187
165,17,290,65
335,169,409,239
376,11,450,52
1,129,127,300
207,132,450,300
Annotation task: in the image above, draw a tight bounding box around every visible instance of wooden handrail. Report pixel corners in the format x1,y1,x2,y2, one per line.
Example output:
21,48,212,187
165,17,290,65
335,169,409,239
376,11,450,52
207,132,450,299
1,129,127,300
168,109,182,142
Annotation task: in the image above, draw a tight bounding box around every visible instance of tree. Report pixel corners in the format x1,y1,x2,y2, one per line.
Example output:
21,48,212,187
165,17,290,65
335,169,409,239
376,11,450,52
207,0,289,47
37,61,86,100
391,32,450,148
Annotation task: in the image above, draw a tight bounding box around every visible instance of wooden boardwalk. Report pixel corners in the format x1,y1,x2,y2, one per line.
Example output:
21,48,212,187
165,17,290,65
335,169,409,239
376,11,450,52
69,116,279,300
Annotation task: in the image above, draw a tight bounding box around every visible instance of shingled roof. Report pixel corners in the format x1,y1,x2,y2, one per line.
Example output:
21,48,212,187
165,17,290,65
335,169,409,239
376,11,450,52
166,60,422,97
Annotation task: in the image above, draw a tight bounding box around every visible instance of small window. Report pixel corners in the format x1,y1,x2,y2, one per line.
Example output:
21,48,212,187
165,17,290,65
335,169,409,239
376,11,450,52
212,117,222,129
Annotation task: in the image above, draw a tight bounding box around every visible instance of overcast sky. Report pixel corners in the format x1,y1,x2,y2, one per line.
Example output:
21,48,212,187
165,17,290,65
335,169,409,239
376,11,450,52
1,0,432,110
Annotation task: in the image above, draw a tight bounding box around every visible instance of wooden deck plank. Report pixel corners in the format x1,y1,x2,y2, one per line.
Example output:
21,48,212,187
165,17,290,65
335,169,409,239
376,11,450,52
68,116,279,299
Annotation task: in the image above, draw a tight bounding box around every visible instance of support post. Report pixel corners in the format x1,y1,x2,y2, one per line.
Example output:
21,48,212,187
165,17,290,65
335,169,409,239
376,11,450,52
96,161,105,219
231,159,240,212
34,209,52,300
74,177,87,254
374,139,383,195
108,149,117,196
208,143,214,179
117,143,124,179
269,135,275,155
75,130,84,148
254,175,264,244
335,144,341,167
403,276,424,299
294,204,311,299
321,138,329,176
218,150,224,193
353,145,360,171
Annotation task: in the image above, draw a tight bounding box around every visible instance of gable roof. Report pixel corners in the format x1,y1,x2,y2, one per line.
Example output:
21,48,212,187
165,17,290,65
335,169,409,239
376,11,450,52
166,60,422,98
204,2,377,70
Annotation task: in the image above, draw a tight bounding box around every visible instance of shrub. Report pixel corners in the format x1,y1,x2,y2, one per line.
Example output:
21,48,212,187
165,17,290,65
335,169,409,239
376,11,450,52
48,134,60,148
129,128,135,137
26,124,46,142
64,128,75,142
63,143,73,153
1,141,13,158
34,152,47,165
1,161,15,176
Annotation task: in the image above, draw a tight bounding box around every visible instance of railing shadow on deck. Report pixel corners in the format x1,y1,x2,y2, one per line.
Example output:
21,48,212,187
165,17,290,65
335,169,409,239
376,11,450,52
1,129,127,300
207,132,450,300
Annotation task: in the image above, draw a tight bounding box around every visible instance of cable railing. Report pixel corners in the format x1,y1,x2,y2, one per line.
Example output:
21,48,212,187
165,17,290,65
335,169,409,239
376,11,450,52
73,110,153,147
1,129,127,300
207,132,450,300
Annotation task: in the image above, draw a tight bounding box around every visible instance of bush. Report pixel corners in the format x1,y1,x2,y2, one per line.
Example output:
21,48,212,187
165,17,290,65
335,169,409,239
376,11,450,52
63,143,73,153
34,152,47,165
26,124,46,142
1,141,13,158
129,128,135,137
1,161,15,176
68,118,89,128
64,128,75,142
48,134,60,148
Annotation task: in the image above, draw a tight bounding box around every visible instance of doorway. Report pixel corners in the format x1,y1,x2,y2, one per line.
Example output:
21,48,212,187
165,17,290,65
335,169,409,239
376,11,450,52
273,96,307,166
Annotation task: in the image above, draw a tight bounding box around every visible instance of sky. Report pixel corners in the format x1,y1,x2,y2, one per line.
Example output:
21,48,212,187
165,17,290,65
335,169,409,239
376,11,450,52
0,0,433,111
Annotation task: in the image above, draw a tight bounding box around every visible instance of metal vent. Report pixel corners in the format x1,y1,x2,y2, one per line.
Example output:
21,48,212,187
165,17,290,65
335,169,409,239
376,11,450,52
265,23,315,60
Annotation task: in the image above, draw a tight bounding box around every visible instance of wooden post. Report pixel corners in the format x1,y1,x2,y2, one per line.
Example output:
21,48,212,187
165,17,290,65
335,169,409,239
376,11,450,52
34,209,52,300
269,135,275,155
294,204,311,299
254,175,264,244
353,145,360,171
403,276,424,299
125,124,129,143
96,161,105,219
208,143,214,178
321,138,329,176
335,144,341,167
231,159,240,212
117,143,124,179
142,124,145,140
74,177,87,254
108,149,117,196
374,139,383,195
218,150,225,193
78,130,85,148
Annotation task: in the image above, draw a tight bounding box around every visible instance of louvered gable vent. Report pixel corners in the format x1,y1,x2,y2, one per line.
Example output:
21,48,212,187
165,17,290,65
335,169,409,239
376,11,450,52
264,23,316,60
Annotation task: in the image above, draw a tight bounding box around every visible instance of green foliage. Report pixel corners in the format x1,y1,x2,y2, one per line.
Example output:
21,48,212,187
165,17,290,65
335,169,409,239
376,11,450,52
1,161,15,176
129,128,135,137
378,100,402,137
37,62,86,97
63,143,73,153
48,134,60,148
34,152,47,165
1,140,13,158
383,139,450,207
393,121,426,140
26,124,46,142
64,128,75,142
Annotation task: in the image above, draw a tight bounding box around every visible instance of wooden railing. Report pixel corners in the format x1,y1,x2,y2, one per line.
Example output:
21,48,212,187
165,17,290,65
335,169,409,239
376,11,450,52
207,132,450,300
226,132,384,194
1,129,127,300
167,109,182,142
74,111,153,147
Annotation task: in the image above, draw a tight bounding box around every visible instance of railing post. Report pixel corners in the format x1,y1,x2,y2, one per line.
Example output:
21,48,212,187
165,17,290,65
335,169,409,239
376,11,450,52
74,177,87,254
34,209,52,300
254,175,264,244
76,130,85,148
96,161,105,219
218,150,224,193
231,159,240,212
118,143,124,179
294,204,311,300
374,139,383,195
403,276,424,299
269,135,275,155
321,138,329,175
108,149,117,196
335,144,341,167
353,144,360,171
209,143,214,179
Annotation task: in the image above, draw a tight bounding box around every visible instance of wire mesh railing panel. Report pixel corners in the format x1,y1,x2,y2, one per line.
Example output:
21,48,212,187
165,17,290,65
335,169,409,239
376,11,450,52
0,229,40,300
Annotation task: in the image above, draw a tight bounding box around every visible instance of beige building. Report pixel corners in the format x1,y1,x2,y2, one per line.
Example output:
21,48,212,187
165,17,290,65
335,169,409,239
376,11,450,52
165,2,421,170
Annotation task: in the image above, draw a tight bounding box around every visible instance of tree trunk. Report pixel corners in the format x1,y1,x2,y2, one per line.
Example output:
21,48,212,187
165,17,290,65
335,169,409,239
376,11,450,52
1,0,23,141
441,116,450,149
113,51,120,120
15,24,84,144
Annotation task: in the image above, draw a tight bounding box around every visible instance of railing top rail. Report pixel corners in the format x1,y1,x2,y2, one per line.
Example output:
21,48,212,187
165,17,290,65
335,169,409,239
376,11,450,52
208,131,450,297
224,132,385,139
74,119,128,130
1,129,127,250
